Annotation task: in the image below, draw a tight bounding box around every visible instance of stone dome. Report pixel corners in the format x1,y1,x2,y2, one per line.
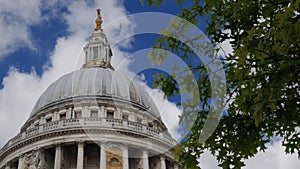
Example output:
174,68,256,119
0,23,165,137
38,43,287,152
31,68,160,118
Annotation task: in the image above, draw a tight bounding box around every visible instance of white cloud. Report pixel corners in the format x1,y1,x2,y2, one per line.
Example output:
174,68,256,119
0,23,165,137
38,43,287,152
217,29,233,58
197,140,299,169
145,87,182,141
245,141,300,169
198,150,220,169
0,68,41,146
0,0,41,58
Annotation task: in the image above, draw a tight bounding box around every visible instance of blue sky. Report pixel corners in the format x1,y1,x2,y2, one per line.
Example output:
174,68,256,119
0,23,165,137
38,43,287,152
0,0,299,168
0,1,181,87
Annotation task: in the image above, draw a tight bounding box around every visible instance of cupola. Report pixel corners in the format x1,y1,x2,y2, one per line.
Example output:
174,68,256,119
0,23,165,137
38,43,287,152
82,9,113,69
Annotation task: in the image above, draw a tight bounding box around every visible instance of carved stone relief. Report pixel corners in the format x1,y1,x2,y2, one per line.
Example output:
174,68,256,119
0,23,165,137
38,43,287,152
21,150,46,169
106,148,123,169
136,158,143,169
149,156,160,169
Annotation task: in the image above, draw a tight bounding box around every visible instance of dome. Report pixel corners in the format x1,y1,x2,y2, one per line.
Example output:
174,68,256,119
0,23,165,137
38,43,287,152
0,9,179,169
31,68,160,118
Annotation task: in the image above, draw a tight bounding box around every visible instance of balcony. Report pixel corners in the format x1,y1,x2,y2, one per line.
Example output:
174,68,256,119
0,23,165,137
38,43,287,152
0,118,177,155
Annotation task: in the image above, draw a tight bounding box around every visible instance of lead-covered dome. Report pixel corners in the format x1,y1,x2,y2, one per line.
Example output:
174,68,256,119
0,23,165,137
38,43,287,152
30,14,161,119
31,68,160,118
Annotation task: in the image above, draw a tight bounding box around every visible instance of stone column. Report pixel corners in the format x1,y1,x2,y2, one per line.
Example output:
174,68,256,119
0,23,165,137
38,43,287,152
53,111,59,121
77,142,84,169
17,156,23,169
66,108,72,119
142,150,149,169
54,146,62,169
160,155,166,169
123,147,129,169
83,106,89,117
99,106,105,118
40,116,45,125
100,145,106,169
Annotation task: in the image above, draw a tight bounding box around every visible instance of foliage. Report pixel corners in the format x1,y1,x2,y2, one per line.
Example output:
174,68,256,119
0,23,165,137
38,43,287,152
141,0,300,168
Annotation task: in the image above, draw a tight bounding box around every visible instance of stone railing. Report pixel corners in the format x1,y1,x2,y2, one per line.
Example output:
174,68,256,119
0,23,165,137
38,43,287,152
128,121,143,131
0,118,177,154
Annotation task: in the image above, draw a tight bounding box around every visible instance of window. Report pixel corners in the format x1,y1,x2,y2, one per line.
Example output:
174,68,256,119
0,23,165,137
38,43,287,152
129,83,138,101
107,111,114,119
34,122,39,127
122,114,128,121
46,117,52,123
75,110,82,118
93,47,98,59
91,110,98,118
60,113,66,120
137,117,142,123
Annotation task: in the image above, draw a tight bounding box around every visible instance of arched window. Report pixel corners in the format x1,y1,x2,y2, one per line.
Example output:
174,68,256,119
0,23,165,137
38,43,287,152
129,83,138,101
93,47,98,59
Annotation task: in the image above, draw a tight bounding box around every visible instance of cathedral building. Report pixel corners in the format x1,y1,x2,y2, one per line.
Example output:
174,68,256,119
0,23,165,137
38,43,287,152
0,9,179,169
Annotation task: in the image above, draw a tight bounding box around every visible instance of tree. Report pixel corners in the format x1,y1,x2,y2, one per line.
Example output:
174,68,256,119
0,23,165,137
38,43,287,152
141,0,300,168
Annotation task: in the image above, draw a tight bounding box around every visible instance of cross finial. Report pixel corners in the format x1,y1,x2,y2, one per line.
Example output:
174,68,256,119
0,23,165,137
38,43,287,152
95,9,102,31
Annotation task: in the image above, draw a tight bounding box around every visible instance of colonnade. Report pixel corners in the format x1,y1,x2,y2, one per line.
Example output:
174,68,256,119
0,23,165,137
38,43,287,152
6,142,179,169
4,142,179,169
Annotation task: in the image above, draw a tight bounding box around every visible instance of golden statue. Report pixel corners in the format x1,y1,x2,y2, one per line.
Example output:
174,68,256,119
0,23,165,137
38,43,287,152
95,9,102,31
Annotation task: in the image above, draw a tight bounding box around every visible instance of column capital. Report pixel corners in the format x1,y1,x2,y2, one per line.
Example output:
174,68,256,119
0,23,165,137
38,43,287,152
55,145,62,150
160,155,165,161
18,154,24,159
121,142,129,150
142,150,148,156
33,146,41,151
100,143,107,149
54,141,63,146
122,141,129,147
100,139,107,144
122,146,128,151
77,140,85,147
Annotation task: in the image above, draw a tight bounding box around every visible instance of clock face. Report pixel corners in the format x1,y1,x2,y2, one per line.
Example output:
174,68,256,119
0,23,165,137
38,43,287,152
94,38,99,42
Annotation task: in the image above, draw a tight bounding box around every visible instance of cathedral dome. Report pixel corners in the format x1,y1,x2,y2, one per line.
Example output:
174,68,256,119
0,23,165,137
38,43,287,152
31,68,161,118
0,9,178,169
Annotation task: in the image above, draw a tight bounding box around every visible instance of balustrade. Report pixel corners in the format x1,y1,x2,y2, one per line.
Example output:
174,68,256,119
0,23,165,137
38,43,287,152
43,121,59,131
1,117,176,153
146,126,160,136
62,119,80,127
106,118,123,127
128,121,142,131
26,126,39,137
